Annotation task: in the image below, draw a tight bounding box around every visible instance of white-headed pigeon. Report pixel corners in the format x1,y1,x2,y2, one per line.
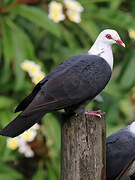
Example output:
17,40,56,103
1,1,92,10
0,29,125,137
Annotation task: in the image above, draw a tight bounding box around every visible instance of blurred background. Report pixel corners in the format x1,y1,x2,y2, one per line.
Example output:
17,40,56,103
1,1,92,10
0,0,135,179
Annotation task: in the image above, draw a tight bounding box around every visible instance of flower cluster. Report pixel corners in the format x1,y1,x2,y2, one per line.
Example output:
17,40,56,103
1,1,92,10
48,0,84,23
7,124,40,158
64,0,84,23
21,60,45,84
129,29,135,40
48,1,65,23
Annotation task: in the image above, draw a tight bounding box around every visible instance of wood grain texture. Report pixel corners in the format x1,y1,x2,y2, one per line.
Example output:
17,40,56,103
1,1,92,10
61,113,106,180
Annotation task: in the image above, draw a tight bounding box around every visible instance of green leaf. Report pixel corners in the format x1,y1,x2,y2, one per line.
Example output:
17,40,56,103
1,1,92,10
80,20,100,42
117,52,132,82
0,96,15,109
107,124,125,136
1,17,13,66
0,37,2,60
109,0,126,10
0,174,16,180
0,137,15,163
52,47,84,64
83,7,135,29
131,0,135,17
120,51,135,89
7,20,35,90
91,0,110,2
80,0,110,5
101,93,120,126
0,163,22,180
60,25,79,49
0,137,7,159
43,113,61,152
13,5,61,37
0,110,18,127
48,167,58,180
8,19,35,60
0,137,15,164
106,103,119,126
104,80,123,98
32,166,46,180
120,97,133,117
47,158,60,180
66,22,90,48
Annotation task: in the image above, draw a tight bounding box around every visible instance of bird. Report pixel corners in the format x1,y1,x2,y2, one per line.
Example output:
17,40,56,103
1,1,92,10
0,29,125,137
106,122,135,180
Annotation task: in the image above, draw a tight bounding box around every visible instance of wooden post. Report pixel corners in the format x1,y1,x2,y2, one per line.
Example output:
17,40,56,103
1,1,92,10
61,113,106,180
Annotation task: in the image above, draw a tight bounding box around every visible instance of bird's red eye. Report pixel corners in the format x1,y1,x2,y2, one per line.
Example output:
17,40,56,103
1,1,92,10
106,34,112,39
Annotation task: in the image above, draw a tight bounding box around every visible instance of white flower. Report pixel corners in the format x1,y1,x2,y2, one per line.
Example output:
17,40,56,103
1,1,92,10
48,1,65,23
24,147,34,158
21,60,33,71
48,11,65,23
18,142,34,158
7,137,19,150
21,60,45,84
21,60,41,77
66,9,81,23
129,29,135,40
18,124,39,142
29,124,40,131
32,72,45,84
64,0,84,12
18,141,27,153
28,66,41,78
20,130,37,142
7,124,40,158
49,1,63,12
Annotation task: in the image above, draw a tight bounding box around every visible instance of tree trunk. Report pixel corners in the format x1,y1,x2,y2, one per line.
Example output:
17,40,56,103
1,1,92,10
61,113,106,180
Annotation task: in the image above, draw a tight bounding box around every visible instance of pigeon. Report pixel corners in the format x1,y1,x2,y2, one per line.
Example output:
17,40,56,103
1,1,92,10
0,29,125,137
107,122,135,180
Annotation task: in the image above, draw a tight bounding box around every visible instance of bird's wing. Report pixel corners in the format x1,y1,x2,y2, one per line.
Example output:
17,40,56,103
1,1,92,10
15,55,81,112
21,55,111,116
15,78,48,112
114,156,135,180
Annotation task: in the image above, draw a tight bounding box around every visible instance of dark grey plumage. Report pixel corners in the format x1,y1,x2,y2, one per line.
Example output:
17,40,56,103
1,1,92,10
106,124,135,180
0,54,111,137
131,174,135,180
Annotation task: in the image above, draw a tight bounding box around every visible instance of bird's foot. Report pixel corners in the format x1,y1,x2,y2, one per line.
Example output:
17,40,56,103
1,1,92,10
85,110,102,118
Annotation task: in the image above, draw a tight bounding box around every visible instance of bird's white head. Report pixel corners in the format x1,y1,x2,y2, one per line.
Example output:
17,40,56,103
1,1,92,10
97,29,125,47
88,29,125,69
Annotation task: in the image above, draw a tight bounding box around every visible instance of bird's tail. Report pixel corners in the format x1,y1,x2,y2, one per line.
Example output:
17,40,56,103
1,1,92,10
0,111,45,138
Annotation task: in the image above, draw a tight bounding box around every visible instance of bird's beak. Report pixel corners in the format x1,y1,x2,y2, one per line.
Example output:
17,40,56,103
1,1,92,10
116,40,125,47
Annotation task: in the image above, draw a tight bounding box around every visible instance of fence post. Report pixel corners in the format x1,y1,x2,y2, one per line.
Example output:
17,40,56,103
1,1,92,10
61,113,106,180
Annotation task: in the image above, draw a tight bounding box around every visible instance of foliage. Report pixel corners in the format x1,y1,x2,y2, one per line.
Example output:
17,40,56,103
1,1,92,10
0,0,135,179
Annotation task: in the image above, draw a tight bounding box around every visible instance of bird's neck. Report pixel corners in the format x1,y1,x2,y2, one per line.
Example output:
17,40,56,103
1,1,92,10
129,122,135,135
88,42,113,70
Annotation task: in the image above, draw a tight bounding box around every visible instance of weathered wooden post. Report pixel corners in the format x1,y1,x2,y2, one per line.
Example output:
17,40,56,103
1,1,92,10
61,113,106,180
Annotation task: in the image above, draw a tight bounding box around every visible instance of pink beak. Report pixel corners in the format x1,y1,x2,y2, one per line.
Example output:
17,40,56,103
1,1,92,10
116,40,125,47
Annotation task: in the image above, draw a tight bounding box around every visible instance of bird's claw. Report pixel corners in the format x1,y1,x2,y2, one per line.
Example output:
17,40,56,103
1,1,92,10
85,110,102,118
